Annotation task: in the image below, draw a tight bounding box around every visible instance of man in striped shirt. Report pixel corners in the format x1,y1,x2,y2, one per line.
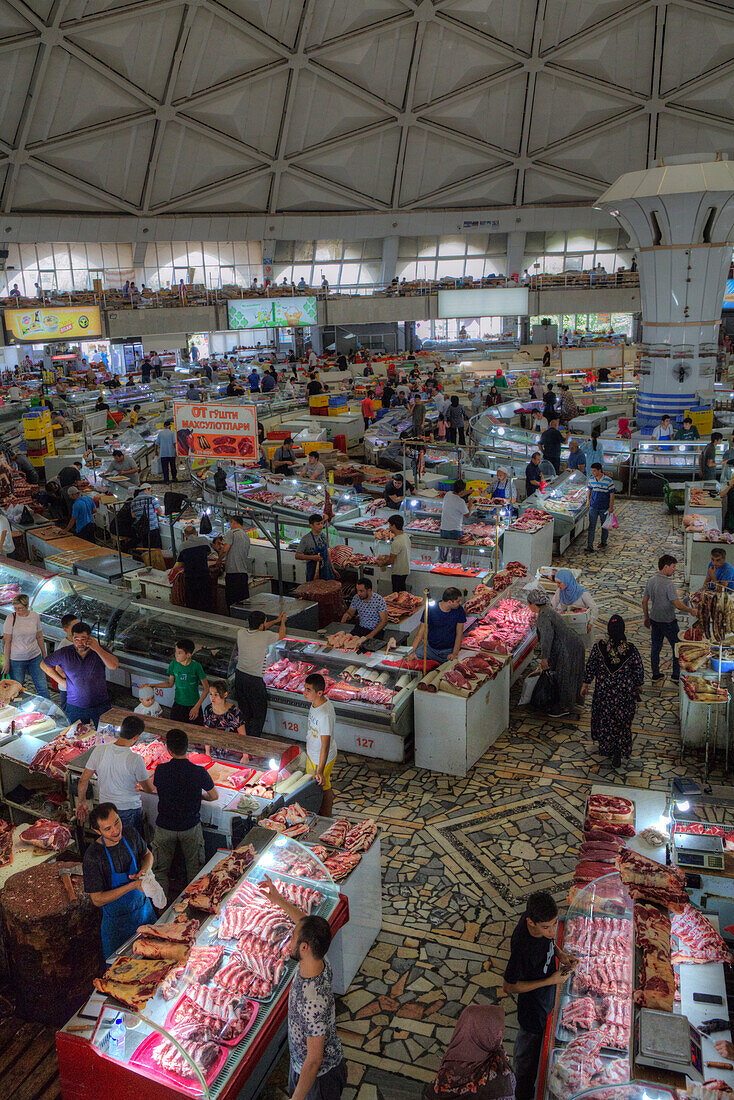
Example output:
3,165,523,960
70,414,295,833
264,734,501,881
586,463,615,553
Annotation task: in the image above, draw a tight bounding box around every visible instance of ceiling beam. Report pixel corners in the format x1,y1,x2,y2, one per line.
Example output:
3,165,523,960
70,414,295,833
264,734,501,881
268,0,315,215
515,0,545,207
149,164,273,213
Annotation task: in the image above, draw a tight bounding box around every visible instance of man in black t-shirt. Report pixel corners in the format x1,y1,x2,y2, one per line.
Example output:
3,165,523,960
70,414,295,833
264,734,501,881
152,728,218,896
503,891,574,1100
525,451,543,498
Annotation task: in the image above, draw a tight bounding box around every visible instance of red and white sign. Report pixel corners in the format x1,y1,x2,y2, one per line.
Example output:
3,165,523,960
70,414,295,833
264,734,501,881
173,401,258,461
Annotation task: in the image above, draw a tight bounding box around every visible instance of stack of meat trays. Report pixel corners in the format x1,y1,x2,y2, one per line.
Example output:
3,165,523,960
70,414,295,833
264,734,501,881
560,913,634,1053
568,793,636,907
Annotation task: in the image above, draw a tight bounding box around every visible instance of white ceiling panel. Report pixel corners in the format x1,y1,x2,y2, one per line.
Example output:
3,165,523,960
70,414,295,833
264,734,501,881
0,0,730,215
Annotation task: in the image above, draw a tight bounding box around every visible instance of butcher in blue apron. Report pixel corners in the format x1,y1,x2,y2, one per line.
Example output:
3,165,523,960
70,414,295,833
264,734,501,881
82,802,156,958
651,415,674,442
295,514,336,582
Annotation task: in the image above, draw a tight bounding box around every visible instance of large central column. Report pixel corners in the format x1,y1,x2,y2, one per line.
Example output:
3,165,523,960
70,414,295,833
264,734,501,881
597,155,734,426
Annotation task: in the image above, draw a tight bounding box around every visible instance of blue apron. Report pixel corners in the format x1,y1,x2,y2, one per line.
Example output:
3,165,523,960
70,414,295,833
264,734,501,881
492,482,507,499
101,836,155,958
306,531,335,582
658,429,672,441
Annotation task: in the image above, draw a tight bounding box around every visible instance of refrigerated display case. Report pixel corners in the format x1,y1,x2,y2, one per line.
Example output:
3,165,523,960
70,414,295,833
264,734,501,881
0,692,77,823
31,575,131,647
0,557,50,623
520,470,589,550
539,873,636,1100
633,440,715,493
112,598,240,682
56,833,348,1100
262,636,418,762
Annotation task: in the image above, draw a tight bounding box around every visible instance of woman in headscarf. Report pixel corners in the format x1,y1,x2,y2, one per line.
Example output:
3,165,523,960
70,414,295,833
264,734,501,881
617,417,631,439
526,588,586,718
581,614,644,767
488,467,517,506
485,384,502,408
423,1005,515,1100
551,568,598,640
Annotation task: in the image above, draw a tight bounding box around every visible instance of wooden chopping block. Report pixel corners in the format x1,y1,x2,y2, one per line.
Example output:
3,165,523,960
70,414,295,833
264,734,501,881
0,862,104,1025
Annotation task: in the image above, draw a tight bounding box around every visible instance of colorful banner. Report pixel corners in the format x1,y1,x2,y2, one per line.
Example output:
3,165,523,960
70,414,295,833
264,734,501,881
227,296,317,329
173,401,258,462
4,305,102,342
724,279,734,310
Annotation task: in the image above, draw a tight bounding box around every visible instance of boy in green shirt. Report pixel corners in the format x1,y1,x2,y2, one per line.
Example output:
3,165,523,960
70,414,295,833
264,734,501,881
146,638,209,725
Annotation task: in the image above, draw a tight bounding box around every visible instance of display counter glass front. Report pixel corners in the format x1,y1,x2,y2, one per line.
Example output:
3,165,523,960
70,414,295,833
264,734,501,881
521,470,589,537
0,557,50,623
31,575,131,646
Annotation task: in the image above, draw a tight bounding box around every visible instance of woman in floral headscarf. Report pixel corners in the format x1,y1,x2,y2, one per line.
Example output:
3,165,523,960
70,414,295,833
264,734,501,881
581,614,644,767
423,1006,515,1100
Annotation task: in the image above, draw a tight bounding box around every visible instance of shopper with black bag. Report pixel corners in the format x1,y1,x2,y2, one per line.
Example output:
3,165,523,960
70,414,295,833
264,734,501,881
526,588,585,718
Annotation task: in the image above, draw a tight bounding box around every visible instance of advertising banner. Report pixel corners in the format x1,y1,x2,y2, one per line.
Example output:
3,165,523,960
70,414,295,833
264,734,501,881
227,296,317,329
173,401,258,462
4,305,102,342
437,287,529,318
724,279,734,310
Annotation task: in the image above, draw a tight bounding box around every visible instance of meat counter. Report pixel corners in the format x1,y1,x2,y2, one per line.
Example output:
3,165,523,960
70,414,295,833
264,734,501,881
0,693,75,825
56,833,349,1100
520,470,589,552
261,636,419,762
66,707,320,847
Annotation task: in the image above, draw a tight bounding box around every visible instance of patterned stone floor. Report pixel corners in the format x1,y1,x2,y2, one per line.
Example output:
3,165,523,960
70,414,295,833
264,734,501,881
265,498,730,1100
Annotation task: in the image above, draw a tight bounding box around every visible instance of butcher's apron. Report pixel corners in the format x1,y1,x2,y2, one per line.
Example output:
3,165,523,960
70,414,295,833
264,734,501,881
305,532,334,583
101,836,155,958
492,483,507,500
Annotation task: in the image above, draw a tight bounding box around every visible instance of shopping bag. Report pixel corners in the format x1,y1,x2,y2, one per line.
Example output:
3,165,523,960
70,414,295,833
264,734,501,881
530,670,557,710
602,513,618,530
519,672,540,706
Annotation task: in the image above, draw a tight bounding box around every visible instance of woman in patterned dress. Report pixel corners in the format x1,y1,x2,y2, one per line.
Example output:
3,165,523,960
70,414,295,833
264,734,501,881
423,1005,515,1100
203,679,247,737
581,614,644,767
526,589,586,718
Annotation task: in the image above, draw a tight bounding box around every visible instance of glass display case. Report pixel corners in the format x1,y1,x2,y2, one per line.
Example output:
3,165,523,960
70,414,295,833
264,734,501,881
31,575,131,646
634,440,721,490
542,873,634,1100
56,835,346,1100
0,558,50,623
112,597,241,681
0,691,70,747
521,470,589,539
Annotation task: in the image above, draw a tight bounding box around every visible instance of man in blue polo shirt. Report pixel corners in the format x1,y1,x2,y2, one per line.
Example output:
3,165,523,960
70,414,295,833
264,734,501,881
707,548,734,592
411,587,467,664
66,487,96,542
567,439,586,475
586,462,615,553
341,578,388,644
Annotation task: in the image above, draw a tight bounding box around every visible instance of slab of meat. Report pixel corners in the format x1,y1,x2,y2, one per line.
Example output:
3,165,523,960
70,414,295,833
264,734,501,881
587,794,635,822
591,1057,629,1086
319,818,351,848
548,1030,606,1098
215,960,273,999
617,848,688,911
137,920,200,943
131,739,171,770
183,845,256,913
571,956,632,1000
19,819,72,852
323,850,361,881
133,938,190,961
561,996,599,1032
218,903,292,945
633,902,675,1010
325,630,363,651
29,727,96,779
573,860,617,884
383,590,423,622
151,1036,221,1081
329,545,376,569
344,819,377,853
564,916,633,958
270,878,323,915
672,903,734,964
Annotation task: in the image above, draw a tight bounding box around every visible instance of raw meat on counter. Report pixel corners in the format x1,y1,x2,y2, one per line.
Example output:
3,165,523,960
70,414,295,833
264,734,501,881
183,845,256,913
571,957,632,1000
323,850,361,881
160,945,224,1000
216,960,274,999
561,996,598,1032
672,904,733,964
384,590,423,622
94,955,177,1010
674,821,734,850
633,902,675,1011
329,545,376,569
150,1035,221,1081
344,819,377,852
325,630,363,651
509,509,552,533
219,903,292,946
137,920,200,943
131,739,172,770
463,598,535,655
617,848,688,911
682,674,729,702
29,725,96,779
319,818,351,847
548,1029,606,1097
0,583,21,604
19,819,71,852
272,846,330,880
564,915,633,958
270,878,323,914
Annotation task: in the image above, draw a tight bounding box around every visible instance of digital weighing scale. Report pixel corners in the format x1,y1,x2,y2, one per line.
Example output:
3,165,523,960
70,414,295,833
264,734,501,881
673,831,726,872
635,1009,704,1082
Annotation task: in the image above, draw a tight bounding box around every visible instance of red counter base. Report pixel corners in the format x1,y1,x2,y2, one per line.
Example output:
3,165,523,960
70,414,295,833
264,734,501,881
56,895,349,1100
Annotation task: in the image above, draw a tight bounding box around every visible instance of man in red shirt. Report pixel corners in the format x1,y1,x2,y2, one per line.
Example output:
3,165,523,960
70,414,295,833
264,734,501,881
361,391,375,430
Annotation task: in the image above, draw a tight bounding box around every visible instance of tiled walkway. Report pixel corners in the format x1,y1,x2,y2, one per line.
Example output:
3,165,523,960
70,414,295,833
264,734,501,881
266,499,729,1100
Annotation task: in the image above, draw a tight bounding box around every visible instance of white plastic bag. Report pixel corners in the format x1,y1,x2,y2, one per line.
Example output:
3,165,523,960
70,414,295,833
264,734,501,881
519,672,540,706
140,869,166,910
150,456,162,479
602,512,618,530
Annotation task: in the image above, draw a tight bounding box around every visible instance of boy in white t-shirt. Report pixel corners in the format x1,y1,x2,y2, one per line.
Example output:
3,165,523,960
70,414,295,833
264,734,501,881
303,673,337,817
135,686,163,718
